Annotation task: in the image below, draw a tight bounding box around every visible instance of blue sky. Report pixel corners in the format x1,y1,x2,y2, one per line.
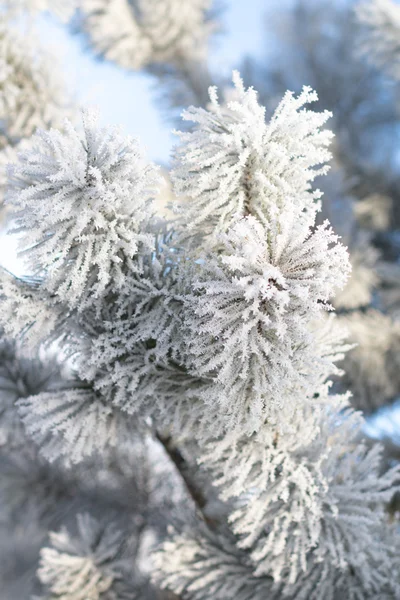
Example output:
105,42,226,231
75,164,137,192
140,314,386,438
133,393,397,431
36,0,286,164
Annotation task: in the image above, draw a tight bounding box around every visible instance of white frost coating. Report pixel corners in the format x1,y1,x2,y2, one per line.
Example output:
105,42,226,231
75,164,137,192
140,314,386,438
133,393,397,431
157,411,400,597
1,68,396,599
181,215,350,433
38,514,132,600
81,0,213,70
278,436,400,599
199,391,344,584
154,528,273,600
18,387,133,465
172,72,333,247
7,109,160,311
0,270,63,348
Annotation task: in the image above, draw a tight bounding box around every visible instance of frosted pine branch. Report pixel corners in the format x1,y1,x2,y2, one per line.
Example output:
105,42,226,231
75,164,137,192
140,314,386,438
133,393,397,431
157,412,400,598
154,526,272,600
0,335,62,450
0,58,398,600
37,513,141,600
172,73,333,247
18,385,136,466
7,109,160,311
0,269,66,348
81,0,214,71
178,213,349,435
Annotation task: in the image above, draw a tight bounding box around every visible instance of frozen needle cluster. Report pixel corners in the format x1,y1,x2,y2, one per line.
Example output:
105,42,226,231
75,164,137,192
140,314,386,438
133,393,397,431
1,69,398,600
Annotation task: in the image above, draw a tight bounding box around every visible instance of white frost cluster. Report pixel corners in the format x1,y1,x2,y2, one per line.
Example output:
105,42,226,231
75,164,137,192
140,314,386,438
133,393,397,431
357,0,400,80
18,386,134,466
154,527,272,600
168,75,350,435
225,410,398,587
1,67,397,599
81,0,213,71
172,73,333,247
0,270,64,348
7,110,159,310
151,74,399,599
4,76,350,444
182,217,349,433
38,513,136,600
287,439,399,600
157,411,400,598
